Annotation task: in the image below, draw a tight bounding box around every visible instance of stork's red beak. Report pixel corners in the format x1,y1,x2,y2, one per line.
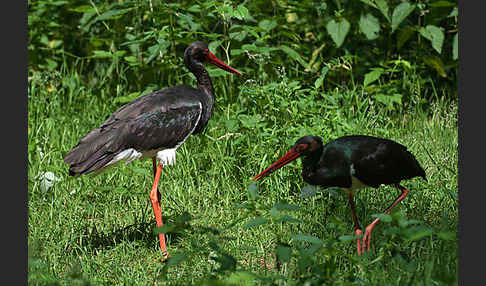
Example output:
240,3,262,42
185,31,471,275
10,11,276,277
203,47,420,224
207,51,242,76
252,149,301,182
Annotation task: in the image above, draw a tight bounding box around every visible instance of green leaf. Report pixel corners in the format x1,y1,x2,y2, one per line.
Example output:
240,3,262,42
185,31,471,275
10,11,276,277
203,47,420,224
95,8,135,22
326,18,351,48
226,271,256,285
405,226,434,242
359,13,381,40
113,92,141,104
371,213,393,223
360,0,377,9
437,231,456,240
397,26,416,50
338,234,362,242
419,25,445,54
154,224,175,234
247,182,259,200
278,214,303,224
208,40,223,53
423,55,447,77
291,234,323,245
259,19,277,31
364,68,384,87
69,5,96,13
92,50,113,58
272,203,300,211
243,217,269,229
276,245,292,263
279,45,310,69
375,0,391,22
234,5,249,20
314,67,329,89
429,1,456,7
453,32,458,60
391,2,416,33
299,185,319,198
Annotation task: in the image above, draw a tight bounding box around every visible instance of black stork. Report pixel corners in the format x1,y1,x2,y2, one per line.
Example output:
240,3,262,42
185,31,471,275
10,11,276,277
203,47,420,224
64,41,242,260
252,135,426,254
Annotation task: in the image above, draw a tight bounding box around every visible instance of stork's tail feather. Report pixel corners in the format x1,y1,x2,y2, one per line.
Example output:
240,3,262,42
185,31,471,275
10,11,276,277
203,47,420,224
64,128,123,176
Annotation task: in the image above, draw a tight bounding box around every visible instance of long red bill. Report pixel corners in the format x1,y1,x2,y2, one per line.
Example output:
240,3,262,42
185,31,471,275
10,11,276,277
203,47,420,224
207,51,242,76
252,149,301,182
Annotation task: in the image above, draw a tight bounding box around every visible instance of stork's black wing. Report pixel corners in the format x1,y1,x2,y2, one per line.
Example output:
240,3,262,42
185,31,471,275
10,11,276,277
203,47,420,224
350,137,426,188
64,86,203,175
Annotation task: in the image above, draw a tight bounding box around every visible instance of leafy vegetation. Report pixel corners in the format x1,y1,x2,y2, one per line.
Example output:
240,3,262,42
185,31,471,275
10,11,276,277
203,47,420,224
28,0,458,285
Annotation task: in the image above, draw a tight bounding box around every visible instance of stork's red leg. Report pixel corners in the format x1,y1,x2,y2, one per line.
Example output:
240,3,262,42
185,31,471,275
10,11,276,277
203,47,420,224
347,191,363,255
150,158,168,260
362,184,409,251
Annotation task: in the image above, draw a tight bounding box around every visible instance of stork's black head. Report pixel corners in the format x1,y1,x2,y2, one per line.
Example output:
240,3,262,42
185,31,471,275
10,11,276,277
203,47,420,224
292,135,323,157
184,41,242,75
252,135,323,182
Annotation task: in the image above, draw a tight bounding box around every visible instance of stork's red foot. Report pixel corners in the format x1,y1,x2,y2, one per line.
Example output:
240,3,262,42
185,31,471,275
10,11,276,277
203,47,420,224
362,219,379,253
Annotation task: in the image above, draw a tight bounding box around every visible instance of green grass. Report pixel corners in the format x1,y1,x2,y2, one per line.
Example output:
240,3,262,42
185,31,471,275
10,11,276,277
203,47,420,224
28,70,457,285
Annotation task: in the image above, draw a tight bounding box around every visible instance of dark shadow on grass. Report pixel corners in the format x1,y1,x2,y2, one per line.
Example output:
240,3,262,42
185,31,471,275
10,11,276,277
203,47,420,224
79,217,185,251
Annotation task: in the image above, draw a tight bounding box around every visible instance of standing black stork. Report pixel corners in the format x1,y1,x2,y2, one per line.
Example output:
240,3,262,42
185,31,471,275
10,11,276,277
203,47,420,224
64,41,242,260
252,135,426,254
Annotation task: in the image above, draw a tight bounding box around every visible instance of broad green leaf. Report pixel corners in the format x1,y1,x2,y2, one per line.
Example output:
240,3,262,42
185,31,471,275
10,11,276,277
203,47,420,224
314,66,329,89
279,45,310,69
359,13,381,40
243,217,269,229
364,68,383,87
272,203,300,211
360,0,377,9
391,2,416,33
234,5,249,20
448,7,458,17
69,5,96,13
338,234,362,242
419,25,445,54
276,245,292,263
437,231,456,240
278,214,303,224
95,8,135,22
299,185,318,198
326,18,351,48
247,182,259,200
371,213,393,223
226,271,256,285
259,19,277,31
92,50,113,58
375,0,391,22
405,226,434,242
166,253,188,267
429,1,456,7
423,55,447,77
397,26,416,50
154,224,175,234
229,31,248,42
453,32,458,60
208,40,223,53
291,234,323,245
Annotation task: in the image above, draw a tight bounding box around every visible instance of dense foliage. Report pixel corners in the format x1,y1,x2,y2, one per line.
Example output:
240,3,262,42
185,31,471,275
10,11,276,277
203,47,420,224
28,0,457,106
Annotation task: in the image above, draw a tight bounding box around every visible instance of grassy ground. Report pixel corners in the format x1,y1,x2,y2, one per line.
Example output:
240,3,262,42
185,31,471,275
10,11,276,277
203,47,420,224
28,69,457,285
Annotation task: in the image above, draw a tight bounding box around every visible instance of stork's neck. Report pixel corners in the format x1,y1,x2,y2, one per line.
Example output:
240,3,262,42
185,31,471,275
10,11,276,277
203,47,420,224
186,61,215,133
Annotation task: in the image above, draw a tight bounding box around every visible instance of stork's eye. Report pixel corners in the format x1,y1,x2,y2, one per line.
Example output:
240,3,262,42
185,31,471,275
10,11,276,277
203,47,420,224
296,144,308,152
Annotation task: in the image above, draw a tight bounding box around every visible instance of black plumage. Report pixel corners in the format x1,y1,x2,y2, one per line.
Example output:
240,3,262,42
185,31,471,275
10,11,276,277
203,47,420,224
253,135,426,254
64,41,242,260
64,87,204,175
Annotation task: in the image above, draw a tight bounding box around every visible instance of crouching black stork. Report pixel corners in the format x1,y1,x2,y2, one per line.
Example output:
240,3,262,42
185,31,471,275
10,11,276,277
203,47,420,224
252,135,426,254
64,41,242,260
